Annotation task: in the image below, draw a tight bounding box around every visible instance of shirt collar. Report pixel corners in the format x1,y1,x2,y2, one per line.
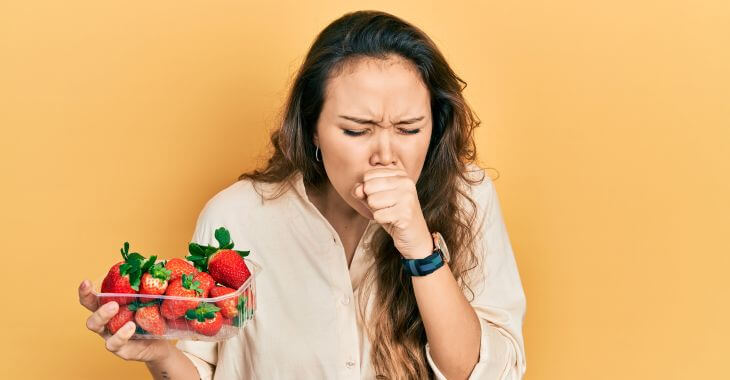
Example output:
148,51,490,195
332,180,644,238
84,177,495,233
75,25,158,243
290,170,380,241
290,170,308,200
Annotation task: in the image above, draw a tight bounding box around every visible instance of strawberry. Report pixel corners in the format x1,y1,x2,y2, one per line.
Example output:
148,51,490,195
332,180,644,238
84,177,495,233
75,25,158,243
100,243,156,305
209,285,243,319
140,262,172,295
186,303,224,336
100,262,134,306
245,287,256,311
186,227,251,290
208,250,251,290
131,302,166,335
193,272,216,298
167,317,191,331
165,258,197,282
160,273,203,320
106,304,135,335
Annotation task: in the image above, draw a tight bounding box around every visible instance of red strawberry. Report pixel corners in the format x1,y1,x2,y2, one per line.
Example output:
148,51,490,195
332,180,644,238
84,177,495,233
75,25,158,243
160,274,203,320
106,304,134,335
140,262,172,295
168,317,191,331
208,250,251,290
245,287,256,311
193,272,216,298
209,285,242,319
132,302,167,335
186,303,224,336
186,227,251,289
100,262,135,305
165,258,197,282
100,243,155,305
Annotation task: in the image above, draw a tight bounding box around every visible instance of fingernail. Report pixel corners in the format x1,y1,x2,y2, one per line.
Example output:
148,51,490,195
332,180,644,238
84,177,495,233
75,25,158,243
126,322,135,332
79,280,87,290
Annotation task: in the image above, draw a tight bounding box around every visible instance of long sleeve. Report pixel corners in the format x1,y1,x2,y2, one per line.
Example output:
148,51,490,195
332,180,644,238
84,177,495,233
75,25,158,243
425,172,527,379
176,339,217,380
174,200,221,379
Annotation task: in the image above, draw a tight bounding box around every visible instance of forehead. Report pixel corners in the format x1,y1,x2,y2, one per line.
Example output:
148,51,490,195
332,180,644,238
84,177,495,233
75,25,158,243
322,55,430,116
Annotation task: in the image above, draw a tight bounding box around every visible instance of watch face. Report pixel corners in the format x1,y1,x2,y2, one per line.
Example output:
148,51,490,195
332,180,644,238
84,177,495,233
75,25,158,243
433,232,450,263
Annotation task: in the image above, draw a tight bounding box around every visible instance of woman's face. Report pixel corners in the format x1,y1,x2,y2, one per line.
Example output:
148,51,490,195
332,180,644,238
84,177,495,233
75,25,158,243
313,55,433,219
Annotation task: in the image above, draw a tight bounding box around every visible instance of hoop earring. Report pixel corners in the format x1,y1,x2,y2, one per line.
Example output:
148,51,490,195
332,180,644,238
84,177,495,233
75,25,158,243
315,146,322,162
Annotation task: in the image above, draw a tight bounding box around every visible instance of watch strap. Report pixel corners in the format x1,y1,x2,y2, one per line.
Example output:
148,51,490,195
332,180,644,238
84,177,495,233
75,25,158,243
401,249,445,276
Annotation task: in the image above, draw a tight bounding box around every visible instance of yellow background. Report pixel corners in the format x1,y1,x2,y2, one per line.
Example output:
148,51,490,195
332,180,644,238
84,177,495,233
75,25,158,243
1,1,728,379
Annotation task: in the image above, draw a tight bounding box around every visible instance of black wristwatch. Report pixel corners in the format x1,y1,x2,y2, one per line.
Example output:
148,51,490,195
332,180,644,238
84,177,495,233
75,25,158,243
401,232,450,277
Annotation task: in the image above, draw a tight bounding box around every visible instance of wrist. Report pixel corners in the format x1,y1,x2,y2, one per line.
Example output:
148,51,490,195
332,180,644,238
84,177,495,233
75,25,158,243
400,238,434,260
146,341,174,365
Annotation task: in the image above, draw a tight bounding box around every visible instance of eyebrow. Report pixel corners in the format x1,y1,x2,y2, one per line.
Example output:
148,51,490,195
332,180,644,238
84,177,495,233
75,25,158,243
338,115,425,126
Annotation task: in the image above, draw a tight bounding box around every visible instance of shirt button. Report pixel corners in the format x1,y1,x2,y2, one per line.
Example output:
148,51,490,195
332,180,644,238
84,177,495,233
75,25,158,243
345,360,355,369
341,296,350,305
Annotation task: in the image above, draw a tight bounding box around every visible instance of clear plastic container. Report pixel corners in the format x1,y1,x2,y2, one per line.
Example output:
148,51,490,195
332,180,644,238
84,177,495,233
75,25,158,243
91,260,261,342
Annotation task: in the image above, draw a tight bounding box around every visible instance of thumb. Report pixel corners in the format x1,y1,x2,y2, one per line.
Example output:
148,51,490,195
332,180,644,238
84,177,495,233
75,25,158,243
78,279,100,312
352,183,365,200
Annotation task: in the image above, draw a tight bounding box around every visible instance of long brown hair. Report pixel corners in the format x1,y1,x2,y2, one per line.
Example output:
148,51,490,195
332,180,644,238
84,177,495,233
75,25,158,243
239,10,489,379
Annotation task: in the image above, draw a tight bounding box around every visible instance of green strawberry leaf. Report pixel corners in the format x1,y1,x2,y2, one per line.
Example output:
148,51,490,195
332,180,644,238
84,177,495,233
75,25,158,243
127,252,145,265
214,227,231,248
141,255,157,273
221,242,234,250
188,243,205,257
186,252,209,273
185,302,220,322
121,242,130,260
149,262,172,280
184,309,197,321
128,300,157,311
130,271,141,291
181,274,203,294
235,250,250,258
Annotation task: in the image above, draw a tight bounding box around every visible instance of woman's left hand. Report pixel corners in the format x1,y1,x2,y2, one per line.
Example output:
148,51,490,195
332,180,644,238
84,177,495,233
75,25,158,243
352,166,434,259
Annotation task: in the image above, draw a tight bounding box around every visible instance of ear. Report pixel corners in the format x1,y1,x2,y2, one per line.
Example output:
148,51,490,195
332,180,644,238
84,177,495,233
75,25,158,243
313,132,319,146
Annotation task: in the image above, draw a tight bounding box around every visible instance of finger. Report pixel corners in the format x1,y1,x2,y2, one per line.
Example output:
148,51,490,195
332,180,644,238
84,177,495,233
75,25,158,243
366,190,399,211
361,176,399,196
105,321,137,353
372,207,397,226
78,280,100,312
352,183,365,200
363,167,406,182
86,301,119,335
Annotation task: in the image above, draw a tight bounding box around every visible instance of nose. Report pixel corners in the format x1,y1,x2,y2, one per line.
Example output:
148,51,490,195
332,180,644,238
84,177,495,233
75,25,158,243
370,128,398,167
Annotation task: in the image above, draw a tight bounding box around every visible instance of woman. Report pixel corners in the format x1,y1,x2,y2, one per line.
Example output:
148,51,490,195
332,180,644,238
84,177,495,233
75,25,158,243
79,10,526,380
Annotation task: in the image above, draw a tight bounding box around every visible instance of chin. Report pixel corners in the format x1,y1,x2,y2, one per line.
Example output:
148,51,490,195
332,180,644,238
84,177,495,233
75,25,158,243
347,198,374,220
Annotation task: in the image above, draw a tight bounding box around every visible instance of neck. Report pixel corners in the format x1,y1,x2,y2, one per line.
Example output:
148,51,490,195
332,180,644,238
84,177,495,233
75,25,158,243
305,179,368,229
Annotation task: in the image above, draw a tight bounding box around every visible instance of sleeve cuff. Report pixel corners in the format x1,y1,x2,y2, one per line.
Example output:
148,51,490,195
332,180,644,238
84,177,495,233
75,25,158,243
175,340,217,380
425,316,519,380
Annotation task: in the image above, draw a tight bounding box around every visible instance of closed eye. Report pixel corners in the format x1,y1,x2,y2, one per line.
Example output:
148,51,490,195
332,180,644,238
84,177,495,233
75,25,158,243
343,129,366,136
341,128,422,136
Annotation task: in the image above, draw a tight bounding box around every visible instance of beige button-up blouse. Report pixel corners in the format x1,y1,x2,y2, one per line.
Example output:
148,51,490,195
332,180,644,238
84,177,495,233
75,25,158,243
176,164,526,379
